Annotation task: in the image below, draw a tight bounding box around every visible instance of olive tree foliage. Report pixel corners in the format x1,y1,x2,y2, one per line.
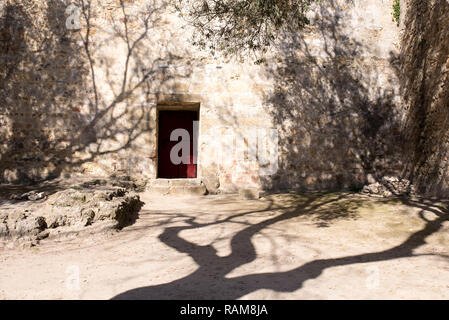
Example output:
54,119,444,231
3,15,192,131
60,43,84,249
172,0,317,59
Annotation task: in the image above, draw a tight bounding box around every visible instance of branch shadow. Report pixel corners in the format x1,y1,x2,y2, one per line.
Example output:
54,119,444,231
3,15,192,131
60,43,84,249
0,0,192,186
112,193,448,299
259,0,405,192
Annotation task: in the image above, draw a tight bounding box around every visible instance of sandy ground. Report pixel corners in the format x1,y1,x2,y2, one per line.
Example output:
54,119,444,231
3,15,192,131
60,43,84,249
1,191,449,300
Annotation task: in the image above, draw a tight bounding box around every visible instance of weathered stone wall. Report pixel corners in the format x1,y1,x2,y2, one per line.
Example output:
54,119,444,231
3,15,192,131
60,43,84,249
0,0,90,183
263,0,405,191
400,0,449,197
0,0,405,193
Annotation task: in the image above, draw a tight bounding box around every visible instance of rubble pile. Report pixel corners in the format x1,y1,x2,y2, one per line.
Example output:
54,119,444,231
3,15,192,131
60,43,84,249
362,176,416,197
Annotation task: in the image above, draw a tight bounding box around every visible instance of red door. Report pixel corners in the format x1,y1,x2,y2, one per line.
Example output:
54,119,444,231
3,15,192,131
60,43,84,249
158,110,198,178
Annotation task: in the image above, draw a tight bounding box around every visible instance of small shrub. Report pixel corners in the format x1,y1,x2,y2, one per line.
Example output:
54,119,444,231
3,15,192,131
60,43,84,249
392,0,400,26
71,195,87,203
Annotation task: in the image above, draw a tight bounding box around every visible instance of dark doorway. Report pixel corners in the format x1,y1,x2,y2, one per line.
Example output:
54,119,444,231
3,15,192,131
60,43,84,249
158,110,198,178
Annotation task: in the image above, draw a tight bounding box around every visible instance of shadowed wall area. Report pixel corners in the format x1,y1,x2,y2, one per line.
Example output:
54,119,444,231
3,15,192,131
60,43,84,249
0,1,88,183
0,0,189,184
400,0,449,198
261,0,405,192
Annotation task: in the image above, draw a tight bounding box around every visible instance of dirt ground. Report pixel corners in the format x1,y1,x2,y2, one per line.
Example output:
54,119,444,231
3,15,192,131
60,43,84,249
1,191,449,299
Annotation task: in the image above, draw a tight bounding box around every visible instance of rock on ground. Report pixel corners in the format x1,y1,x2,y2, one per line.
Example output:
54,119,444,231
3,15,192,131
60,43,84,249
0,187,143,245
362,176,416,197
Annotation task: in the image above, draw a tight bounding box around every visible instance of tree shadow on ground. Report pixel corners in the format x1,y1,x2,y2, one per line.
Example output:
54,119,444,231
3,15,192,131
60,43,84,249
112,194,448,299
